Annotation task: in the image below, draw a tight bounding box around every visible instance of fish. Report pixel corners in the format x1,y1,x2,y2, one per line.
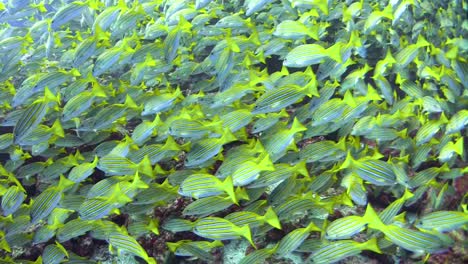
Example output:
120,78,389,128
73,26,110,66
274,20,319,40
340,152,397,186
141,87,184,116
79,184,132,220
239,244,278,264
446,109,468,134
130,136,182,165
311,237,382,264
325,215,368,240
127,217,160,238
231,154,275,186
298,138,346,163
108,230,157,264
275,222,321,256
167,240,223,260
56,218,97,242
17,119,64,146
225,207,282,229
67,156,99,183
260,118,307,161
244,0,274,16
252,109,289,134
168,117,222,139
179,174,237,203
183,195,237,217
379,189,414,224
13,88,60,144
415,211,468,232
42,242,69,264
184,129,237,167
130,115,162,145
283,43,342,68
30,175,74,224
1,185,26,216
395,35,430,67
438,137,464,162
193,217,254,246
248,161,309,188
363,4,393,31
253,82,318,114
220,108,253,133
97,155,153,177
365,204,452,253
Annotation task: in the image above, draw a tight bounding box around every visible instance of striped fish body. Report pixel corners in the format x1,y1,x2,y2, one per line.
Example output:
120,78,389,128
13,101,48,144
311,238,381,264
446,110,468,134
325,216,367,240
142,93,179,116
185,140,222,167
252,112,287,134
253,85,308,114
248,162,307,188
215,154,253,179
245,0,274,16
299,140,344,163
164,28,182,64
42,243,68,264
1,186,26,216
193,217,253,245
33,71,71,96
226,207,281,229
179,174,235,202
93,7,121,31
51,2,88,30
221,109,253,133
30,188,62,224
274,20,318,40
17,125,54,146
379,190,413,224
415,120,443,146
0,133,13,150
395,44,421,67
353,159,396,186
93,48,124,77
170,240,222,259
231,155,274,186
312,98,347,126
183,196,234,217
79,197,115,220
130,144,178,165
131,116,161,145
415,211,468,232
169,118,213,138
383,225,448,253
62,92,94,121
284,44,328,68
68,156,99,183
57,219,96,242
275,196,318,220
111,9,145,38
261,119,306,161
275,222,321,256
73,38,98,66
109,232,155,264
98,155,138,176
91,105,127,130
185,130,236,167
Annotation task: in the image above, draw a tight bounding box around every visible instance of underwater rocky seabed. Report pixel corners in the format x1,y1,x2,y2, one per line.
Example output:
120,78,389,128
0,0,467,263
